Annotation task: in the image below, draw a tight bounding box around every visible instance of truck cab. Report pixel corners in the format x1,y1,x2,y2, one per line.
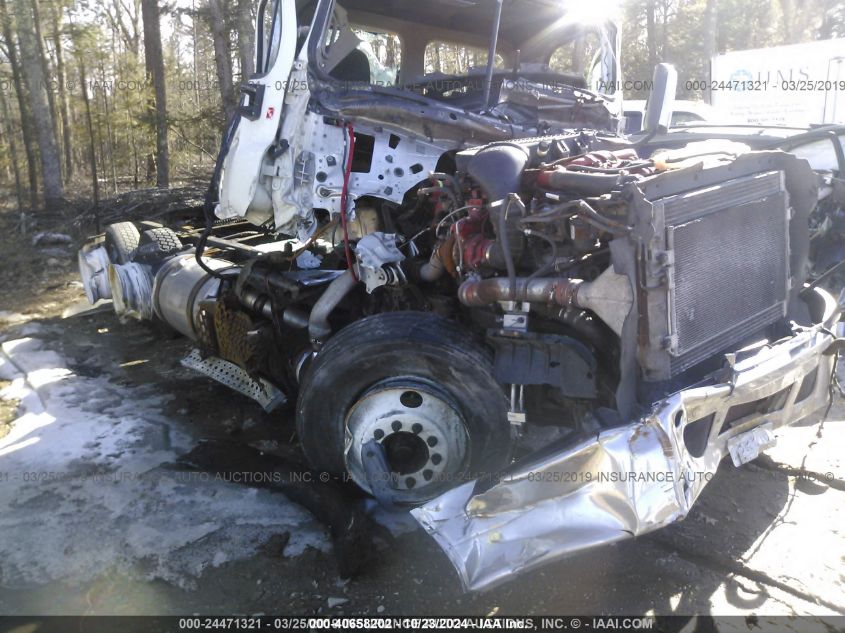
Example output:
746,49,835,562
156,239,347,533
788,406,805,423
217,0,623,236
77,0,844,592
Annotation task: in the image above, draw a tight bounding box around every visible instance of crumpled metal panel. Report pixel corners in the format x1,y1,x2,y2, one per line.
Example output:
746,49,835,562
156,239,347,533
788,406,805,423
412,289,839,592
412,414,695,592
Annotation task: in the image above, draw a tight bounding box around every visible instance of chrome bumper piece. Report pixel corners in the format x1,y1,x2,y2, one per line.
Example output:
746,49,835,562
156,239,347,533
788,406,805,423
411,288,841,592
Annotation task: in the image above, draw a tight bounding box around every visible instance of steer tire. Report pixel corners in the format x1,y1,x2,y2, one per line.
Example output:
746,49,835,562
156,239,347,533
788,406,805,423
296,311,513,505
104,222,141,264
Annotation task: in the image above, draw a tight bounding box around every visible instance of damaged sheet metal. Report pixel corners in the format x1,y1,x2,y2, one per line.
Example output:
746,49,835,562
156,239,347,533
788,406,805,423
412,288,840,592
412,414,693,592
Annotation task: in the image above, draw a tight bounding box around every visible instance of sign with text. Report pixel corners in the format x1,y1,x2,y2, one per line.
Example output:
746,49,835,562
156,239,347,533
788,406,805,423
710,38,845,126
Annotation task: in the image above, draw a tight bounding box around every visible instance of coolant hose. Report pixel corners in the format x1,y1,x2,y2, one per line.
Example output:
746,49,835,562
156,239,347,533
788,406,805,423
537,169,622,196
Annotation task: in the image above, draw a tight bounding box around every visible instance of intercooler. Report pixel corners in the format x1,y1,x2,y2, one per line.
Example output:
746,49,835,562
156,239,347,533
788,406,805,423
622,153,809,382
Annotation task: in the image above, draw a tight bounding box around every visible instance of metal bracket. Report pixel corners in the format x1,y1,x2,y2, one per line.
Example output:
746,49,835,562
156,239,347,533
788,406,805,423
507,384,526,428
500,301,530,332
238,82,266,121
355,232,407,293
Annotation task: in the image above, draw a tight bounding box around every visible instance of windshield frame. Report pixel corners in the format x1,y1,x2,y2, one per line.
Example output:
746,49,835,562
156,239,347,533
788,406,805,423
306,0,621,109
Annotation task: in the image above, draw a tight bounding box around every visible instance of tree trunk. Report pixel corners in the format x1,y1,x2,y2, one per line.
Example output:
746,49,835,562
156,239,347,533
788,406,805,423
207,0,237,121
236,0,254,81
0,0,39,209
779,0,796,43
646,0,657,69
78,54,101,232
191,0,203,163
192,0,201,107
703,0,718,103
14,0,64,210
108,0,141,59
141,0,169,188
99,60,119,193
31,0,62,162
50,0,75,180
0,88,26,233
129,110,140,188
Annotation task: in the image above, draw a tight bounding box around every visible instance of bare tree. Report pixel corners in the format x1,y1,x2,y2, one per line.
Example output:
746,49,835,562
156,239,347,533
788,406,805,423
32,0,62,157
49,0,75,180
0,87,26,232
236,0,254,81
703,0,718,103
646,0,657,69
105,0,142,58
0,0,39,209
141,0,169,188
79,56,101,229
13,0,64,209
207,0,237,120
778,0,796,43
99,58,119,193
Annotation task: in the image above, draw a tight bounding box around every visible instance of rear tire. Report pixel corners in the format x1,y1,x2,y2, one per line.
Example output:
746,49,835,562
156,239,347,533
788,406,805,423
296,312,513,505
135,227,183,264
104,222,140,264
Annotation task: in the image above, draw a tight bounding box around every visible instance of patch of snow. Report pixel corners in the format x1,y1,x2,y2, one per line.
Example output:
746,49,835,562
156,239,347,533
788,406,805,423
0,336,328,589
0,311,30,326
31,232,74,247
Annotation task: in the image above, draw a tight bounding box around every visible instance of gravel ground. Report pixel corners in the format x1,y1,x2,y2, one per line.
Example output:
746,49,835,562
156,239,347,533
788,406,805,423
0,232,842,625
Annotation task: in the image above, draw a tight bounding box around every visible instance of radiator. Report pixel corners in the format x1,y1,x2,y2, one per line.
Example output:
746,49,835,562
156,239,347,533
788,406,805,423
663,171,790,375
628,164,794,381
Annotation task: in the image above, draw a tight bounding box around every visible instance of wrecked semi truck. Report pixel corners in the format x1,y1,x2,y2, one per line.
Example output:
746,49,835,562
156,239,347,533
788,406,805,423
77,0,844,590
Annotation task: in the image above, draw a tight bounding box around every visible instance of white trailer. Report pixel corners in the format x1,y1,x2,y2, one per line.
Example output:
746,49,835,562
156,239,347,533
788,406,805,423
710,38,845,126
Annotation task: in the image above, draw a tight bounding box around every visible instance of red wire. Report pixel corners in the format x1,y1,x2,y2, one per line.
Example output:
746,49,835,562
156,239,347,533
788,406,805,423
340,122,357,280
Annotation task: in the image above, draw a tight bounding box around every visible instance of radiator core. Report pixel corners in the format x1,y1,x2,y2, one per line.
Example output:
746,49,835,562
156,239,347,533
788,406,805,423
659,170,790,375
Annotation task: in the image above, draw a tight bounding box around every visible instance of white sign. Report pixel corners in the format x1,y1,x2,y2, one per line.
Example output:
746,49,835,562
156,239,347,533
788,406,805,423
710,38,845,126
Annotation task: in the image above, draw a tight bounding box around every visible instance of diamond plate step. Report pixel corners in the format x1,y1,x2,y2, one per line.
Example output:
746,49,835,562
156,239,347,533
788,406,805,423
181,349,287,412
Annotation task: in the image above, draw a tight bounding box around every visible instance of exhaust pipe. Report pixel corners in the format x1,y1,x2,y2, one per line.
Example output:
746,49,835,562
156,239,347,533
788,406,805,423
459,276,582,308
458,267,633,336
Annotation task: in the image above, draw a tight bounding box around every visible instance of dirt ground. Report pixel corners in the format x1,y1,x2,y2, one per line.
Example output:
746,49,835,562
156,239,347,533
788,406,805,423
0,209,843,626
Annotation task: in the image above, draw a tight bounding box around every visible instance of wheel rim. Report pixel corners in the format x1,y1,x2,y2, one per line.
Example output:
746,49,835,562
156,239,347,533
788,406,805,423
344,379,469,498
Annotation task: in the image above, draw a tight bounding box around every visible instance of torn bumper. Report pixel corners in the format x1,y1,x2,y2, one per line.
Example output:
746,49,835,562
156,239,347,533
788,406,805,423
411,287,842,592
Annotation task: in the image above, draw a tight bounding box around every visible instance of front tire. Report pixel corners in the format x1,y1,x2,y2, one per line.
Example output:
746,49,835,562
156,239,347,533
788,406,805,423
296,312,513,505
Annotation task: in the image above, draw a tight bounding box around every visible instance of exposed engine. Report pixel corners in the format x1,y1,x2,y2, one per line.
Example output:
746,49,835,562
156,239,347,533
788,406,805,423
80,130,816,438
